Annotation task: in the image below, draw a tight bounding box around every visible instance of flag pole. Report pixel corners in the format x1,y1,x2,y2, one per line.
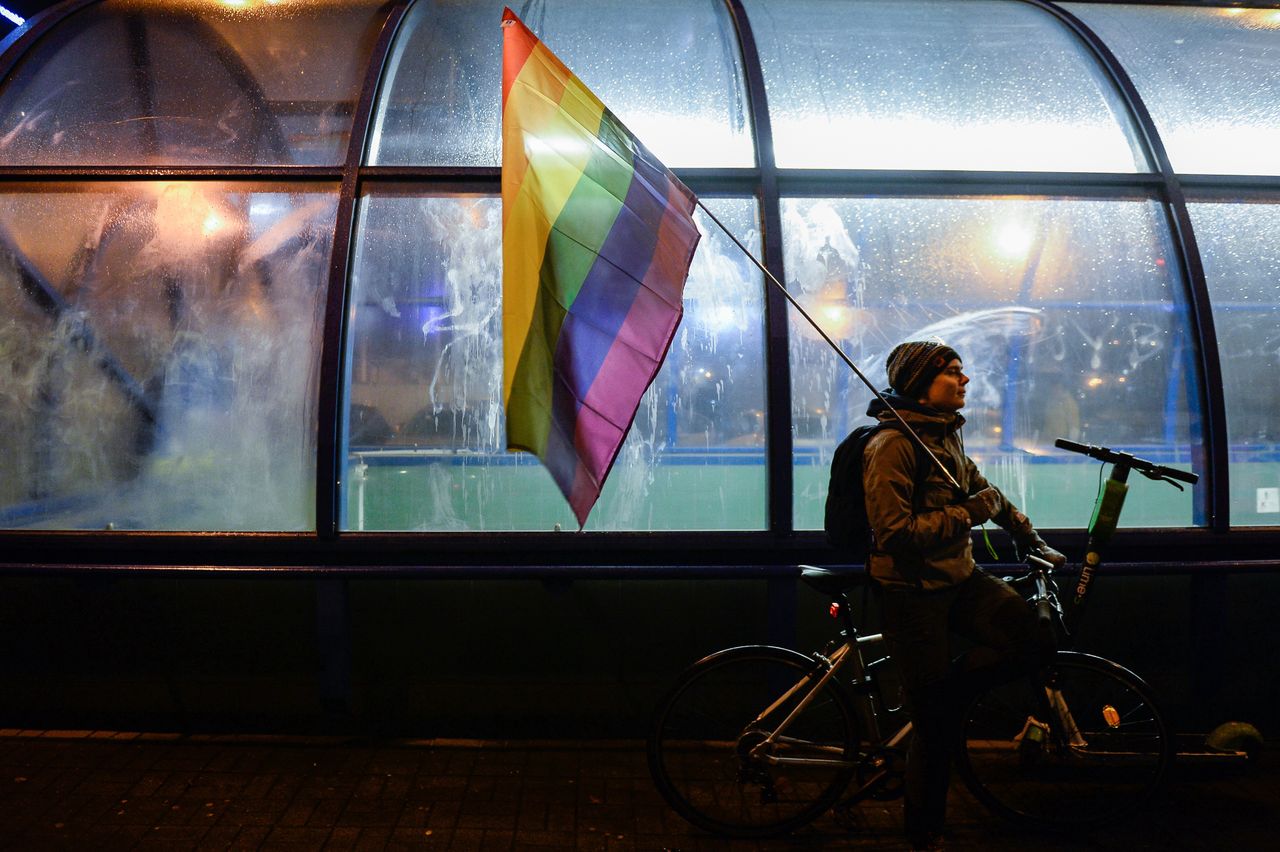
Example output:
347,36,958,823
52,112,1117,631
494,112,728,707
693,198,963,493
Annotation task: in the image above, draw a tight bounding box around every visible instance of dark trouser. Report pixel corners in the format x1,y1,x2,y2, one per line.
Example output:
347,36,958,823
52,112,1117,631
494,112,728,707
879,569,1050,842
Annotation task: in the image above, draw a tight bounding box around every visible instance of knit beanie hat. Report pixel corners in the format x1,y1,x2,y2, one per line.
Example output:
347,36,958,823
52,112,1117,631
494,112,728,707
887,340,960,399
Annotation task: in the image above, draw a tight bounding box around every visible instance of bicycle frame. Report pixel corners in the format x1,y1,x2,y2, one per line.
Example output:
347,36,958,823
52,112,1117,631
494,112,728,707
750,624,913,772
648,440,1191,837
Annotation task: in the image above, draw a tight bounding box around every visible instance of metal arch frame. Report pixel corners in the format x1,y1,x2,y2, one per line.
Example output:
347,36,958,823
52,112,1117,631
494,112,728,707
723,0,795,536
315,0,411,538
1029,0,1229,532
0,0,94,80
721,0,798,647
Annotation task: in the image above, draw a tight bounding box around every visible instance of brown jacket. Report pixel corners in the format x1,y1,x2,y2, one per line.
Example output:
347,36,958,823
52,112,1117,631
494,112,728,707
861,394,1034,591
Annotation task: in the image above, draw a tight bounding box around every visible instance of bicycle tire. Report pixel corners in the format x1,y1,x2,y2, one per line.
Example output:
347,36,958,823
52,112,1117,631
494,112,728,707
956,651,1171,829
647,645,860,838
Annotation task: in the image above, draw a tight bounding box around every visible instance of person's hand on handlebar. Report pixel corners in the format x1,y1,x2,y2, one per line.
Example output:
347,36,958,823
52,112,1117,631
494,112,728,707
1016,532,1067,570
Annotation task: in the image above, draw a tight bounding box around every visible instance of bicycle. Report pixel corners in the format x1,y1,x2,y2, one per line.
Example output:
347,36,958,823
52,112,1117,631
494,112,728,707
647,438,1198,838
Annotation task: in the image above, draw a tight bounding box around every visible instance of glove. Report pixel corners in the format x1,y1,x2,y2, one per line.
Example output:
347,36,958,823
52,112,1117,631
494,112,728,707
960,487,1001,526
1016,532,1067,569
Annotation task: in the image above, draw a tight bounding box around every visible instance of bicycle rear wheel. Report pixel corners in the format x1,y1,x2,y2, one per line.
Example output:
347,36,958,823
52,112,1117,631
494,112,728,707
957,651,1171,829
647,645,860,838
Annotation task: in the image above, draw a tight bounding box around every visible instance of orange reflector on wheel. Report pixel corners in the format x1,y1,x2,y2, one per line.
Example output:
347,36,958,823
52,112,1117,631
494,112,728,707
1102,704,1120,728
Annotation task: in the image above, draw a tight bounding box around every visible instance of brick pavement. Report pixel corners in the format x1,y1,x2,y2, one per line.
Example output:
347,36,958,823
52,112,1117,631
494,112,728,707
0,731,1274,850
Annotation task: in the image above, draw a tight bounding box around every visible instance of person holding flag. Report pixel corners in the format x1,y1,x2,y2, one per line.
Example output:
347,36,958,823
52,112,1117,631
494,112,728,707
500,14,1064,846
861,340,1066,849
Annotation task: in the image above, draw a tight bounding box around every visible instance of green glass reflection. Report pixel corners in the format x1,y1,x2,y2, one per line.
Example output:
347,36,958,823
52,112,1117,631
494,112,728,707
341,194,766,531
1188,200,1280,526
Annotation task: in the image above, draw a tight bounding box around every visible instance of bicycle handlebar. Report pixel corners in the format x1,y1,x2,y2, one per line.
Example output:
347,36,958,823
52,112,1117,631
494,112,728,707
1022,554,1059,639
1026,553,1055,571
1054,438,1199,485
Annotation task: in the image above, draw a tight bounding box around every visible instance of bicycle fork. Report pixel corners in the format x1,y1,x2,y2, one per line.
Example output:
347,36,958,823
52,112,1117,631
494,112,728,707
1018,683,1089,755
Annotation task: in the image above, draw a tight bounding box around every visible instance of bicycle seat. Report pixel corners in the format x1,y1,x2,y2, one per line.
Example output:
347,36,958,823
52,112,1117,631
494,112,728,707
799,565,867,598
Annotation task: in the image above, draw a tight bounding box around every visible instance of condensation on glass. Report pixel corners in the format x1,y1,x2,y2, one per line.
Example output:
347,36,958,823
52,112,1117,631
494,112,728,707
1067,4,1280,176
368,0,753,168
0,183,339,530
745,0,1148,171
0,0,387,166
1187,200,1280,526
783,196,1198,531
341,194,765,531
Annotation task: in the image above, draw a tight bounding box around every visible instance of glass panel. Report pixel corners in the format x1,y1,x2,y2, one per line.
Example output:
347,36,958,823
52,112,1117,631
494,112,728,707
1067,5,1280,176
0,0,386,166
0,183,338,529
1187,200,1280,526
785,196,1198,532
369,0,752,168
746,0,1147,171
342,193,765,531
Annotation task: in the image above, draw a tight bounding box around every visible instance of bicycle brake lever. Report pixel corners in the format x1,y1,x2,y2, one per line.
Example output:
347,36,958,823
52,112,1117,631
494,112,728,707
1139,469,1185,491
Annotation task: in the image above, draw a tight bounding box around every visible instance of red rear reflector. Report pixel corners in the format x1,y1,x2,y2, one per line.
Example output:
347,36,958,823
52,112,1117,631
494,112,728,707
829,602,841,619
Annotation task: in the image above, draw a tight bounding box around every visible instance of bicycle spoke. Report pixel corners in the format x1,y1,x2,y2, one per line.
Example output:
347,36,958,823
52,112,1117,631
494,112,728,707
957,652,1170,828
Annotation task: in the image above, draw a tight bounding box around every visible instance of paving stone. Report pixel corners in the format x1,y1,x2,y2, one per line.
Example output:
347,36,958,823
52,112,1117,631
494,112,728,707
0,733,1274,851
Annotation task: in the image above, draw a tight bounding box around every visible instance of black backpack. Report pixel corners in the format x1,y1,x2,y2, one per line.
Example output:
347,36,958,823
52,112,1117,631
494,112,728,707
824,422,929,555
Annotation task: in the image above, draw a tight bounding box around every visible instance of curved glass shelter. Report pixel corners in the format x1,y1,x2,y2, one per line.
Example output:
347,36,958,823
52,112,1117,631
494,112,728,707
1,0,1278,569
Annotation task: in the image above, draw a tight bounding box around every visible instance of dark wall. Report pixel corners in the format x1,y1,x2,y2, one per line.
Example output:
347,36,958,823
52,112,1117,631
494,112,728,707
1,570,1276,740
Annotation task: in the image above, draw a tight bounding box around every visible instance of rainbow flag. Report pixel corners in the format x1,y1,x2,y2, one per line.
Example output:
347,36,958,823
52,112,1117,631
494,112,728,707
501,7,701,528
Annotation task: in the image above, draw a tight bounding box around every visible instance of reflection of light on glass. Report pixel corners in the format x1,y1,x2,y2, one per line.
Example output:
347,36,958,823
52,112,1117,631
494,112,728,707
1221,9,1280,27
700,304,744,334
418,304,449,338
774,115,1139,171
815,302,853,339
151,184,241,255
797,280,856,341
993,221,1035,260
1088,376,1105,388
202,212,227,237
622,114,754,169
1167,124,1280,175
247,197,290,240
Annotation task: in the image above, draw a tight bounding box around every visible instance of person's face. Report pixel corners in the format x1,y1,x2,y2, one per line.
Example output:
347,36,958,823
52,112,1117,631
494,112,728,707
920,358,968,411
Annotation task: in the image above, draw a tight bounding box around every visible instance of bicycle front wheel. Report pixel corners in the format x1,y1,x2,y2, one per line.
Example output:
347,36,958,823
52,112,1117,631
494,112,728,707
957,651,1171,829
647,645,860,838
